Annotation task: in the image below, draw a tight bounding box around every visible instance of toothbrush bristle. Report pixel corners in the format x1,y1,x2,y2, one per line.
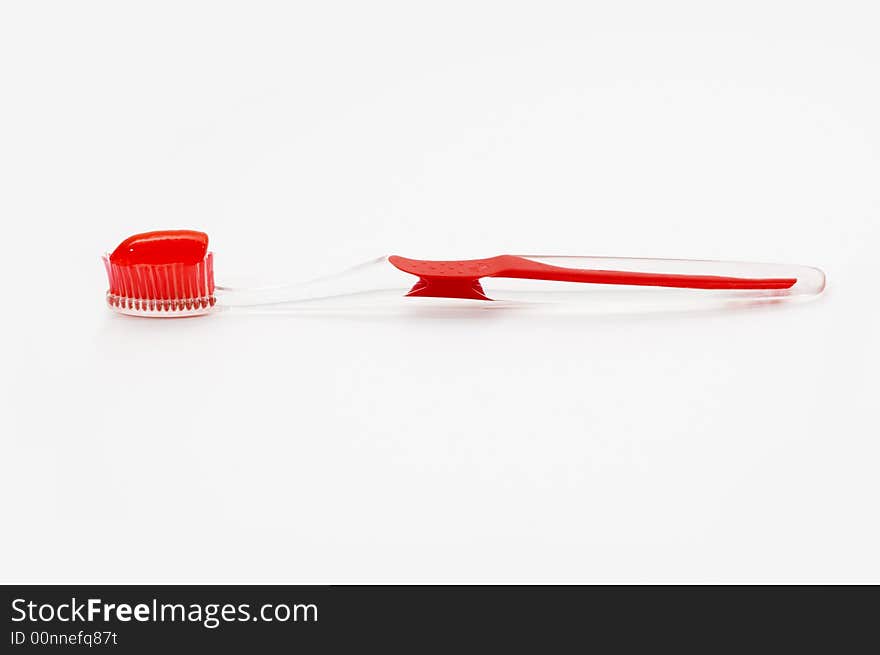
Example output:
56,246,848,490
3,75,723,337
103,230,215,316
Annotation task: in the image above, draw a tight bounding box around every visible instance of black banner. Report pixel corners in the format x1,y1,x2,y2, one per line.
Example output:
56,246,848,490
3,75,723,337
2,586,877,651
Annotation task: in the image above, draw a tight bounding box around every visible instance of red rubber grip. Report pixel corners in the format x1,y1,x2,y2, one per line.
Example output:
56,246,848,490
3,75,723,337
388,255,797,300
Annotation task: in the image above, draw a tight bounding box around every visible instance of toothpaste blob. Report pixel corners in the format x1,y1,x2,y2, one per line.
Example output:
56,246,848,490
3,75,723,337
103,230,215,316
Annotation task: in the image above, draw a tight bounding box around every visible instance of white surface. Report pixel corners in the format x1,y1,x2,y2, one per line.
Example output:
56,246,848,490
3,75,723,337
1,1,878,583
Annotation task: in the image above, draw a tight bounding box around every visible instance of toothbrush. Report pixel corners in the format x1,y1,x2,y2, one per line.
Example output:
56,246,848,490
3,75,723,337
102,230,826,317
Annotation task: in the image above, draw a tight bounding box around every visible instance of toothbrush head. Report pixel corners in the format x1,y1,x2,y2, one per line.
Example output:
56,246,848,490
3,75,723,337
103,230,215,317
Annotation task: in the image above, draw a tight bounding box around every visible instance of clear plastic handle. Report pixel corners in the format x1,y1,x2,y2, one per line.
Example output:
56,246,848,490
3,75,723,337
216,255,825,314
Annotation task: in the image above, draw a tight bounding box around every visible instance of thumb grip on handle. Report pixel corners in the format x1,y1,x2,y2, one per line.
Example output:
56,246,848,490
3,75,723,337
388,255,798,301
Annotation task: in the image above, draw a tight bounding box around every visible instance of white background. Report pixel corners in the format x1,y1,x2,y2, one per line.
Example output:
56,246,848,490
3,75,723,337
1,1,878,583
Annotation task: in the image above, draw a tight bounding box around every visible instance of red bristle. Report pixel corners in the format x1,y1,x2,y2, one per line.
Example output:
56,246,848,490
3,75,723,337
103,230,215,316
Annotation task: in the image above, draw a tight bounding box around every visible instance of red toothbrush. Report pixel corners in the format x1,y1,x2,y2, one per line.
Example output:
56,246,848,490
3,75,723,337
103,230,825,317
